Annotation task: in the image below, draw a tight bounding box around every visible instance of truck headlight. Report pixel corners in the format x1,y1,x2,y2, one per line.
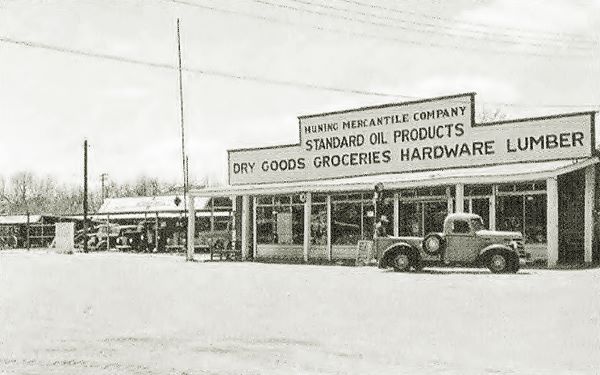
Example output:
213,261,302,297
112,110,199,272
508,240,518,250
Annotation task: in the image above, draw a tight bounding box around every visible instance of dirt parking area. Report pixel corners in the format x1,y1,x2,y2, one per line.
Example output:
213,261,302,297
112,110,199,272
1,251,599,374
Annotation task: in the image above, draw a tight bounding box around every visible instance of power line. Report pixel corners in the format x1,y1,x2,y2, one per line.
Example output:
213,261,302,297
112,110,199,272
332,0,597,43
0,36,173,70
0,35,409,98
162,0,594,59
0,35,598,110
253,0,593,52
282,0,596,49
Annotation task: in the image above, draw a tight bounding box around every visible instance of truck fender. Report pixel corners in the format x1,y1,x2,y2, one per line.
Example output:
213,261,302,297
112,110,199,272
478,244,516,264
379,243,420,269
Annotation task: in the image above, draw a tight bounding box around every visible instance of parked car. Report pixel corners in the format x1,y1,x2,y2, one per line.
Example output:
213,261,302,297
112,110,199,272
115,225,145,252
374,213,530,273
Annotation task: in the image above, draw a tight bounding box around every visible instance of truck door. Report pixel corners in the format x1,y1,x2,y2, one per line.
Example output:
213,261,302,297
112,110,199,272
444,219,480,263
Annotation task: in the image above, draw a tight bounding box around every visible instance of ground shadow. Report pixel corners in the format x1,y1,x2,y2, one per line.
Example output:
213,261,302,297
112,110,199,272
381,268,532,276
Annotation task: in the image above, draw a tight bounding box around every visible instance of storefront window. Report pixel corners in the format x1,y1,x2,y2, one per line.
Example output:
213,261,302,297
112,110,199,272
399,200,447,236
332,201,361,245
210,197,232,210
497,195,523,233
464,197,490,227
399,202,422,236
424,201,447,234
256,206,275,244
471,198,490,227
525,195,546,243
496,182,547,244
196,217,211,232
213,215,230,231
311,202,327,245
362,202,375,240
377,197,394,237
256,195,304,245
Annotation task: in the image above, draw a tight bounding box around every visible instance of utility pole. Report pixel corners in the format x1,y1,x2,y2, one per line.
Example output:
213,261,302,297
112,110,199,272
83,140,88,253
26,210,30,250
185,156,190,193
177,18,194,262
177,18,187,209
100,173,108,205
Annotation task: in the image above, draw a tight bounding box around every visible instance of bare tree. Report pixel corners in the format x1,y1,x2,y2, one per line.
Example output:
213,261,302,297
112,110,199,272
477,107,508,123
0,171,181,215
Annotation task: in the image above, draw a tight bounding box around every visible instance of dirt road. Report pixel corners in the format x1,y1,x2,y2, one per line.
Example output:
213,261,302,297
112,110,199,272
1,251,599,374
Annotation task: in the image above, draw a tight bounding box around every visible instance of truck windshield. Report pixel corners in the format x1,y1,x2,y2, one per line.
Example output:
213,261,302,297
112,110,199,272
470,218,485,231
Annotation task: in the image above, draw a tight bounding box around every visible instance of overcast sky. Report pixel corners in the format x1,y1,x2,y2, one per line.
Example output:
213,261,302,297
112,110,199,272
1,0,599,190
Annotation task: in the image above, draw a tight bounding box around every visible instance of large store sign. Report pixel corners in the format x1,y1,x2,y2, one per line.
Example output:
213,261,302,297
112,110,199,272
229,93,594,185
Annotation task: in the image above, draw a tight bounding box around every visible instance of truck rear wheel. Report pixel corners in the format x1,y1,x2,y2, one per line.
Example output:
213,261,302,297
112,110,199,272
392,252,411,272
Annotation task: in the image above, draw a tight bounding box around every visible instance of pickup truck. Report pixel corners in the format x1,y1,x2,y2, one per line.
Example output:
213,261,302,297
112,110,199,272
374,213,529,273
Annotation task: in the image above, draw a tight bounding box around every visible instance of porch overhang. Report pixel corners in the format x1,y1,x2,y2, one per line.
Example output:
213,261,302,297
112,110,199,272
190,157,599,197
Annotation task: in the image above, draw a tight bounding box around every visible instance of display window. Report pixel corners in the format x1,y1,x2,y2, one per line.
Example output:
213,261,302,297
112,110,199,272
196,217,211,232
398,187,448,237
398,202,422,236
464,184,492,227
213,215,230,231
496,182,547,244
311,194,327,245
424,201,448,234
256,195,304,245
399,200,447,236
332,201,362,245
470,198,490,227
210,197,233,210
330,193,380,245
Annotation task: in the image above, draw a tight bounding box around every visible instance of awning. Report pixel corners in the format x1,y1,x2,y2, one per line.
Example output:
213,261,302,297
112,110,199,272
0,215,44,225
62,211,231,221
97,195,210,214
191,157,599,197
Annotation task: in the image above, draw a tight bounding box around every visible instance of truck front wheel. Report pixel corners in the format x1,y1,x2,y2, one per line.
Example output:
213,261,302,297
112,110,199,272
487,252,510,273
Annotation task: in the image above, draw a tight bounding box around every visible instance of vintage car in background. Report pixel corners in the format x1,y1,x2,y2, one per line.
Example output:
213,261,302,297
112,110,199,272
86,223,122,251
115,225,145,252
374,213,530,273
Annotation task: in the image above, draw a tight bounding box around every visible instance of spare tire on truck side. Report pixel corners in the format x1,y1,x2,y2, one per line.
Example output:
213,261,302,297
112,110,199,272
422,233,445,256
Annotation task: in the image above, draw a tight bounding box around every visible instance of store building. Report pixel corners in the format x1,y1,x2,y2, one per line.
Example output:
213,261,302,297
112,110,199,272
190,93,598,267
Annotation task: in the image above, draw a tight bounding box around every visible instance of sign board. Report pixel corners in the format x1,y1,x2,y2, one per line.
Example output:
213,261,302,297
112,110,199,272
229,93,595,185
276,211,293,245
54,222,74,254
